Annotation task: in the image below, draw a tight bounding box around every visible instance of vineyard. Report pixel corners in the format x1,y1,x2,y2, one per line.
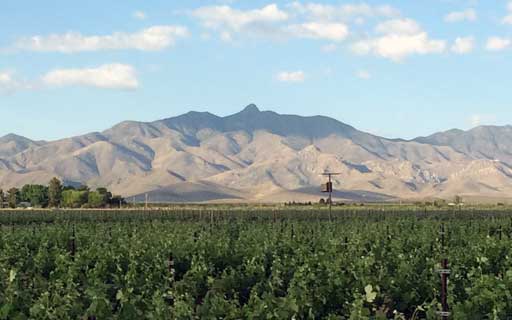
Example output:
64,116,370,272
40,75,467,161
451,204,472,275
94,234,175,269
0,208,511,319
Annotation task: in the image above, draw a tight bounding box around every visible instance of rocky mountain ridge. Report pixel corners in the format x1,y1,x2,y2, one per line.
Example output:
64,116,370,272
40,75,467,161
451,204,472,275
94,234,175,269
1,104,511,202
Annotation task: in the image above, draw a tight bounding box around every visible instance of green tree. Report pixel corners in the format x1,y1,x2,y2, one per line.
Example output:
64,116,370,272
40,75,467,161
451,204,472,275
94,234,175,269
7,188,19,208
0,189,4,208
48,177,63,208
97,187,112,201
62,190,89,208
20,184,49,207
88,191,107,208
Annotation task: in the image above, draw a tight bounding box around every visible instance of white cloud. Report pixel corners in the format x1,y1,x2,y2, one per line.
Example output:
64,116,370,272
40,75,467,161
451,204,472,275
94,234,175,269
191,3,452,62
190,3,401,46
13,26,189,53
42,64,139,90
444,9,477,23
288,2,400,21
192,4,288,31
355,70,371,79
375,18,422,36
133,11,147,20
451,36,474,54
192,4,352,42
351,18,445,61
286,22,348,41
502,2,512,24
192,4,294,41
1,64,139,93
486,36,511,51
276,71,305,82
352,33,446,62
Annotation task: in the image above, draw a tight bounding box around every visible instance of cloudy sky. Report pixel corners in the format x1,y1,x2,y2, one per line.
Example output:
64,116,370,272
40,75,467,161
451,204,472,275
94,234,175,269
1,0,511,140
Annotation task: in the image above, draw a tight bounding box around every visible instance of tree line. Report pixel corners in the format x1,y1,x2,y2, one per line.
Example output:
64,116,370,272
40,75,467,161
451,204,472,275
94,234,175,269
0,178,125,209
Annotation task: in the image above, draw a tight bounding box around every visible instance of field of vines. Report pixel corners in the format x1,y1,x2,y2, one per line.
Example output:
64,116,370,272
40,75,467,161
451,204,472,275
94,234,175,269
0,207,511,319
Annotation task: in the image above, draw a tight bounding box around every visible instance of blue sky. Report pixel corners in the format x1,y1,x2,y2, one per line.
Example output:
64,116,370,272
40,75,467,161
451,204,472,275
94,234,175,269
1,0,512,140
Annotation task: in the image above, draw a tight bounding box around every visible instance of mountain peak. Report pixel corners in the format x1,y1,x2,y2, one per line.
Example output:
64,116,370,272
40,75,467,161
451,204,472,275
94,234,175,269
0,133,33,143
5,104,512,202
1,133,24,140
241,104,260,113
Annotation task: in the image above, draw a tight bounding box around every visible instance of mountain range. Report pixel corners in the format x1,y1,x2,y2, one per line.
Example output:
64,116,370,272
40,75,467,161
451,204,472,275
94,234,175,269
2,104,512,203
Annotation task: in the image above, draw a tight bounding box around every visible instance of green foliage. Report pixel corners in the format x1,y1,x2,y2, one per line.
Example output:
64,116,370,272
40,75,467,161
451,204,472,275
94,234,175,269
87,191,109,208
48,177,63,208
61,190,89,208
0,189,4,209
7,178,117,208
96,187,110,197
6,188,19,208
20,184,49,207
85,188,119,208
0,208,510,318
96,187,112,205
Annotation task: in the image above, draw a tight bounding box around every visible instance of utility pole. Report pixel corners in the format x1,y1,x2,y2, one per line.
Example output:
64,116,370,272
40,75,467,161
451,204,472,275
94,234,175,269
437,223,450,320
321,172,341,222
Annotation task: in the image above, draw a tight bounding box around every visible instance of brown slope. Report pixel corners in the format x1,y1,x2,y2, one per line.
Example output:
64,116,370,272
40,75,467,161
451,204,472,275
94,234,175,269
1,104,512,202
